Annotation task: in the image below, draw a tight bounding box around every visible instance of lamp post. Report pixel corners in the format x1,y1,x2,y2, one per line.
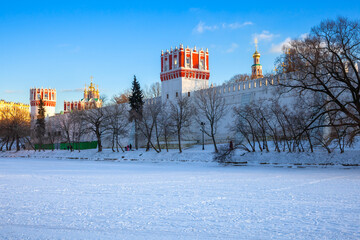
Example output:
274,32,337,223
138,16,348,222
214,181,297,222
200,122,205,150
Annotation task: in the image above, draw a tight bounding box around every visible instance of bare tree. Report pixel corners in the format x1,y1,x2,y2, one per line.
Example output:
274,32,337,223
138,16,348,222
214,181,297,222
232,105,257,152
226,74,251,84
0,106,31,151
144,82,161,99
71,111,87,152
194,87,226,153
169,96,194,153
82,107,109,152
138,100,162,152
106,104,129,152
45,117,60,151
158,102,174,152
58,114,73,151
142,82,162,151
277,17,360,137
113,88,132,104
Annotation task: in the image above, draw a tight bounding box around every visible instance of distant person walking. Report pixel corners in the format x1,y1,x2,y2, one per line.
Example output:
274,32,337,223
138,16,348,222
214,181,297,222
129,144,132,150
229,141,233,150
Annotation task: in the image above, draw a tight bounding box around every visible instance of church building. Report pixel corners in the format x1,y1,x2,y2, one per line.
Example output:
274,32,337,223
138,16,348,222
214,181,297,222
64,77,102,113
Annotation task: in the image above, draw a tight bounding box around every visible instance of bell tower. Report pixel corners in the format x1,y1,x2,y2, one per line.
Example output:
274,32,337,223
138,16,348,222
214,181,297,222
251,38,264,79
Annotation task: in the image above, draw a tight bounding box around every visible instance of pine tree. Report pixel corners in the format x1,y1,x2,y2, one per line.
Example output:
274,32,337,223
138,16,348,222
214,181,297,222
35,98,46,151
128,75,144,150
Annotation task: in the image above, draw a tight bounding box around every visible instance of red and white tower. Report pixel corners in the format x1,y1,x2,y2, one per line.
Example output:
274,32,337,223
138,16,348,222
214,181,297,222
160,44,210,101
30,88,56,120
251,38,264,80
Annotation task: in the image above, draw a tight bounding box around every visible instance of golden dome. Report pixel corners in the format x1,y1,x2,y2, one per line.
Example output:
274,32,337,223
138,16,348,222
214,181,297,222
253,50,260,58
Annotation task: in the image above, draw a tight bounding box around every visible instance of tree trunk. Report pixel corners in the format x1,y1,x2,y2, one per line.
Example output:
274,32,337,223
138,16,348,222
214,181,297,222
116,135,125,152
150,141,160,153
306,131,313,153
177,129,182,153
9,139,14,151
16,135,20,152
155,123,161,152
96,131,102,152
135,120,138,150
146,140,150,151
211,132,218,153
164,131,169,152
111,133,115,152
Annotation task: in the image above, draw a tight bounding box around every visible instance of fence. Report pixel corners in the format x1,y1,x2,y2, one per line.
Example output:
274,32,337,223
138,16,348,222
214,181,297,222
35,141,98,150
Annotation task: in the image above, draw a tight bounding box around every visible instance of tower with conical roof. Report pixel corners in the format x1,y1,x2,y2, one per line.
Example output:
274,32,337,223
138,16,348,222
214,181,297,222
251,38,264,80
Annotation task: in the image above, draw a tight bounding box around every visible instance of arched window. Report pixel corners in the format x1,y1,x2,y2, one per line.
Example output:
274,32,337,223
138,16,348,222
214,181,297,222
186,57,190,67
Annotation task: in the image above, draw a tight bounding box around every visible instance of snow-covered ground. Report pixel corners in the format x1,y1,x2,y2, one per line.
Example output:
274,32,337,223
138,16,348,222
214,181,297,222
1,143,360,167
0,157,359,239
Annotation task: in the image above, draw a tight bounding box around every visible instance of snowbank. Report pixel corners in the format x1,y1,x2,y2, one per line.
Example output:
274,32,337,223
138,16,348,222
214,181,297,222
1,144,359,168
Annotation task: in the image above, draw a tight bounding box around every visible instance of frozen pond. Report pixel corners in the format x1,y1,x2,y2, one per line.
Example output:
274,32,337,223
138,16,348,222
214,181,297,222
0,157,359,239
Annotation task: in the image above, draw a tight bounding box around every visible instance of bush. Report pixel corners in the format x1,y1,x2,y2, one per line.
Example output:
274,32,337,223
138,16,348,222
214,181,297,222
213,145,235,164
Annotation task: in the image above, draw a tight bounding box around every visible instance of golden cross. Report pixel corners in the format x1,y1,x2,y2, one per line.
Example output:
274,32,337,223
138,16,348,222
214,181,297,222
254,37,258,51
90,75,93,83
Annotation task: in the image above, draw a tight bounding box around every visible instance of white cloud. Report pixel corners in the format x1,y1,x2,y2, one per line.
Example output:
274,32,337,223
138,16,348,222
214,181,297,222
223,21,253,29
193,21,218,34
194,21,253,34
269,33,309,54
226,43,239,53
61,88,84,93
270,37,292,53
4,90,19,94
300,33,309,40
253,30,279,42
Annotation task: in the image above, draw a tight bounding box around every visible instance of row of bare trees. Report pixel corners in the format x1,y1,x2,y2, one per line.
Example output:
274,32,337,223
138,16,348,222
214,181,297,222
231,17,360,154
233,95,357,153
137,85,226,153
273,17,360,150
44,104,130,152
39,84,226,154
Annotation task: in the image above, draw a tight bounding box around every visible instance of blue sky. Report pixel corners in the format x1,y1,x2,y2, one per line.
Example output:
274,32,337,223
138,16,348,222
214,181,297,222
1,0,359,112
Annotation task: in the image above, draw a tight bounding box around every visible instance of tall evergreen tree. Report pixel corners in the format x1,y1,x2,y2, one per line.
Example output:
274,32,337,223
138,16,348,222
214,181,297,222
128,75,144,150
35,98,46,151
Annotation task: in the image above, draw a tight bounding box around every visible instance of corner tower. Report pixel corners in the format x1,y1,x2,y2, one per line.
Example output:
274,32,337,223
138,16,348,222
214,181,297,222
30,87,56,120
251,38,264,80
160,44,210,102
